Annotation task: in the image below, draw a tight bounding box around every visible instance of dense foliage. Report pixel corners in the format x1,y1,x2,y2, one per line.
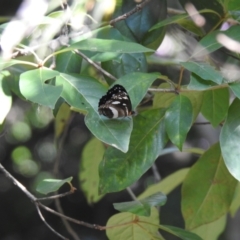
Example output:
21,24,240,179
1,0,240,239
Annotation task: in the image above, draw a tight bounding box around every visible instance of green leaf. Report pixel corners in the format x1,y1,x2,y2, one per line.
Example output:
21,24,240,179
0,59,35,70
152,83,176,109
56,73,131,152
180,62,223,85
57,72,158,153
165,95,193,151
123,0,167,41
55,51,82,74
106,208,159,240
159,225,203,240
230,182,240,216
99,109,167,194
69,38,154,53
79,138,104,204
138,168,189,199
113,192,167,217
201,88,229,127
0,71,12,124
191,215,226,240
229,81,240,99
220,98,240,181
188,73,217,90
19,69,62,109
101,53,147,82
36,177,73,195
192,25,240,58
182,90,204,121
182,143,237,230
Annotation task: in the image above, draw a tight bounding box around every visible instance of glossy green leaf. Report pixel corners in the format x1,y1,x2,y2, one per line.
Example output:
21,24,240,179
36,177,73,195
99,109,167,194
229,82,240,99
56,72,158,153
69,38,154,53
55,51,82,73
56,73,131,152
191,215,226,240
201,88,229,127
188,73,217,90
0,71,12,124
192,25,240,58
19,69,62,109
123,0,167,44
79,138,104,204
138,168,189,199
113,192,167,217
180,62,223,84
220,98,240,181
106,208,159,240
101,52,147,82
182,143,237,230
165,95,193,151
160,225,202,240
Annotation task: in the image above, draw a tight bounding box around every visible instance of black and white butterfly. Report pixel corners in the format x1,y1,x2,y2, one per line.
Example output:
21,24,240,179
98,84,135,118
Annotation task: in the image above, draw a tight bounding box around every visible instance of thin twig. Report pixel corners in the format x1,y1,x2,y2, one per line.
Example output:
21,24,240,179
109,0,153,26
126,187,137,201
167,7,185,15
38,202,105,230
0,163,37,201
177,66,184,90
37,191,74,201
193,122,211,125
55,198,81,240
148,88,179,94
151,163,161,182
52,112,81,240
73,49,117,81
36,204,69,240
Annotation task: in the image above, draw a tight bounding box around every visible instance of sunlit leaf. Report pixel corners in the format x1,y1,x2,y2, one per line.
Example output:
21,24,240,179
182,143,237,230
19,69,62,109
79,138,104,204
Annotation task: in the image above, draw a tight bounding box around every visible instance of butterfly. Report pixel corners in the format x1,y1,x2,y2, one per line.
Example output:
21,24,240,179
98,84,135,118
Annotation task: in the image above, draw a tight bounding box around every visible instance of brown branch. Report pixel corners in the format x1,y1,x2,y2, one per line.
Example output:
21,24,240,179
109,0,153,26
0,163,106,239
36,204,69,240
38,202,105,230
74,49,117,81
37,191,74,201
148,88,179,94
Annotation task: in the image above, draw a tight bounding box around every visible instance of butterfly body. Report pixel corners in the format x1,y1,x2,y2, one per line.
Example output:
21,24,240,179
98,84,134,118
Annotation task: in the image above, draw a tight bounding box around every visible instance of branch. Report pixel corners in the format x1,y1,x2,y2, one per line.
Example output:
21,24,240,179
74,49,117,81
0,163,106,239
148,88,179,94
109,0,153,26
36,204,69,240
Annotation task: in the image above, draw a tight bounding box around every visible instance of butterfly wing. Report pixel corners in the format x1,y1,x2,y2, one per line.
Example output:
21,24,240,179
98,85,133,118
